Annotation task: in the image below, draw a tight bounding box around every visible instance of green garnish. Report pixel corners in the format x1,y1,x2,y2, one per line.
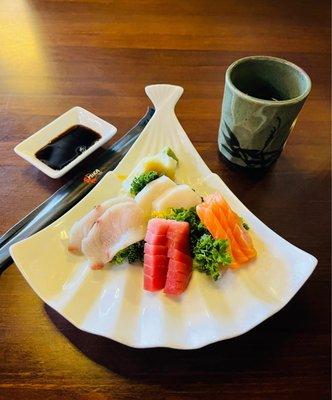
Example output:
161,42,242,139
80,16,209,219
193,234,232,281
112,241,144,264
165,147,178,162
130,171,160,196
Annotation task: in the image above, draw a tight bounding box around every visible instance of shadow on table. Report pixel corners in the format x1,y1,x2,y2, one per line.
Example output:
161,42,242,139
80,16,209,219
43,298,308,385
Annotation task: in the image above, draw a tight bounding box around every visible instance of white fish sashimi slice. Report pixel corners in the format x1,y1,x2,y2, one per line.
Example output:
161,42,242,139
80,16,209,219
152,184,202,211
81,201,145,269
68,207,104,253
135,175,176,216
68,196,133,253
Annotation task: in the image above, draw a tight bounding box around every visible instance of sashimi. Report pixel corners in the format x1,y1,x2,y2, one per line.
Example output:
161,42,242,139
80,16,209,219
152,184,202,211
144,243,168,256
81,201,145,269
205,193,256,260
164,221,192,295
144,274,167,292
144,254,168,267
145,217,171,235
214,208,251,261
143,218,170,291
196,193,256,267
167,248,192,265
196,206,243,267
143,218,192,294
68,196,133,253
164,264,192,295
145,232,168,245
135,175,176,216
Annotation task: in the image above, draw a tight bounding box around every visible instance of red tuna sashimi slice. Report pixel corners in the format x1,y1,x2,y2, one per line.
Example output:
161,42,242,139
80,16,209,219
144,254,168,268
144,274,167,291
164,220,192,295
145,231,168,245
144,264,168,277
143,257,168,291
166,237,189,250
143,227,168,291
167,270,192,284
164,272,192,295
167,239,190,253
146,218,170,235
167,248,192,265
144,218,192,294
166,221,190,239
167,258,192,274
166,232,190,249
144,243,168,256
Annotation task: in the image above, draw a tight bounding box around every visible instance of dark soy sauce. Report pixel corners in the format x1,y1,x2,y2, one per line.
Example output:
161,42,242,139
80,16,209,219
35,125,101,170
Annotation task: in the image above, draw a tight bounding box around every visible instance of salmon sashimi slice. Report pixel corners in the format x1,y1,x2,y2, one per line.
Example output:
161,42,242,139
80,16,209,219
233,225,257,259
196,203,228,239
207,203,248,264
196,203,238,265
211,196,257,260
206,194,255,260
196,193,256,267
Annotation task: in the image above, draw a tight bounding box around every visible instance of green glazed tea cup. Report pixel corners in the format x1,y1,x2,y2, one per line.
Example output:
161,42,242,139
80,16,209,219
218,56,311,169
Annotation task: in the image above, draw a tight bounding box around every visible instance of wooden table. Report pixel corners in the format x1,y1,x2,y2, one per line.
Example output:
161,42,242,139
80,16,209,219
0,1,330,399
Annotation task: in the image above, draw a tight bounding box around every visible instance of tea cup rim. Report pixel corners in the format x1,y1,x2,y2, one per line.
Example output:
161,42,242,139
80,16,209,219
225,55,312,106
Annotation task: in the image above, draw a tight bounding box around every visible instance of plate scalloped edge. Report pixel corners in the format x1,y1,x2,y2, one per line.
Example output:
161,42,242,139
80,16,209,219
10,84,318,349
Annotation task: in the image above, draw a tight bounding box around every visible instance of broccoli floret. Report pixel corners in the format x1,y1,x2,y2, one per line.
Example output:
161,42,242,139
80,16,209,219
112,241,144,264
130,171,160,196
193,234,232,281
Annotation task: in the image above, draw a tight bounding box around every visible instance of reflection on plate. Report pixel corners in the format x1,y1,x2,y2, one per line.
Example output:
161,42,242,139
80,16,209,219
10,85,317,349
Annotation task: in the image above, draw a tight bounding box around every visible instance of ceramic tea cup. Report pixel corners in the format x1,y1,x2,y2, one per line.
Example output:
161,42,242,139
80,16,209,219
218,56,311,169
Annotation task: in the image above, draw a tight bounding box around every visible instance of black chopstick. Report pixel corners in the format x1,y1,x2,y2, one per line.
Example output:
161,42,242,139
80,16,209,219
0,107,154,273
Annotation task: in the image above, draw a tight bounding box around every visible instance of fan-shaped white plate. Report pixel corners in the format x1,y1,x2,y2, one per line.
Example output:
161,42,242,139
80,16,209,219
10,85,317,349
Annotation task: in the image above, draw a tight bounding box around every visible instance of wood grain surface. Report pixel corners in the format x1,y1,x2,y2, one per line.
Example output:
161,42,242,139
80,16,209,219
0,1,330,399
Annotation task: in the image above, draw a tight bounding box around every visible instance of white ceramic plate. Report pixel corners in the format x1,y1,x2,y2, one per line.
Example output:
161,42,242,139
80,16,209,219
14,107,117,178
10,85,317,349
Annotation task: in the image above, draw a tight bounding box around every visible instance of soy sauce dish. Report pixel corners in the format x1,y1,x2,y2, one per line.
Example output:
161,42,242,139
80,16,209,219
14,107,117,178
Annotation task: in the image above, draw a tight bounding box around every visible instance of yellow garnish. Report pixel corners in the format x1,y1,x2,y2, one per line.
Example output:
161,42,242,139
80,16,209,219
151,208,174,219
